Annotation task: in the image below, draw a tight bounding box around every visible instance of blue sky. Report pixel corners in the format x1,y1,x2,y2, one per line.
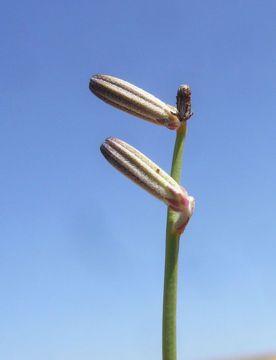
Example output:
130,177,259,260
1,0,276,359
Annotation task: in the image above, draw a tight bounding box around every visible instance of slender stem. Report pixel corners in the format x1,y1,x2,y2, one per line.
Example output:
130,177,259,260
162,122,187,360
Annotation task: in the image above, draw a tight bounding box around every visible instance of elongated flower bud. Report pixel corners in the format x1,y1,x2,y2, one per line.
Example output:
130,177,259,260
90,75,181,130
100,137,195,233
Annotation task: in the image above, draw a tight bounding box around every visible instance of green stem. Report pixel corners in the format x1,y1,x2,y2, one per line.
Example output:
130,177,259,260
162,122,187,360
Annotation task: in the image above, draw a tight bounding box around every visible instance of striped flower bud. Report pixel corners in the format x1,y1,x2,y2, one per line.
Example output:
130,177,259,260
100,137,195,233
89,75,181,130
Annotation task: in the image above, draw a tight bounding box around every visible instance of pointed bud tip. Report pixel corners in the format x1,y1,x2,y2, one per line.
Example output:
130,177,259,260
100,137,116,157
89,74,102,92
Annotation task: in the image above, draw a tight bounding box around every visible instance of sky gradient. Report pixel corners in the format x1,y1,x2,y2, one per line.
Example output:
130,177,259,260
1,1,276,359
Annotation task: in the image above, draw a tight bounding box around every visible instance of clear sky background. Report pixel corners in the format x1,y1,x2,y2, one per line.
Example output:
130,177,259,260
1,1,275,359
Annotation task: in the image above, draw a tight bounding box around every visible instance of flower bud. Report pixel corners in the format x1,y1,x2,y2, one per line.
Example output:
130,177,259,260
100,137,194,233
90,75,181,130
176,85,193,122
